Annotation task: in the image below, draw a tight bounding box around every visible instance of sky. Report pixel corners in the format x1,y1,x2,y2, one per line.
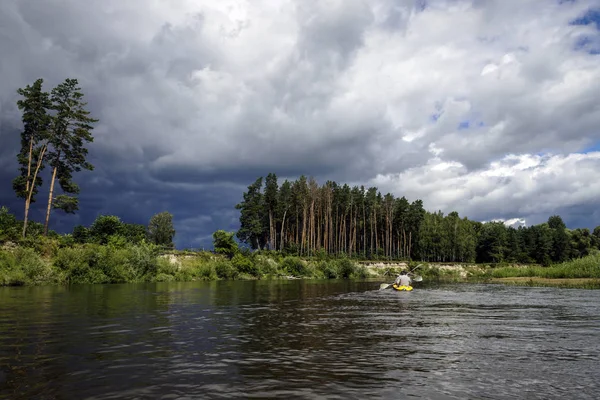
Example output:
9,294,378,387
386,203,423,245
0,0,599,249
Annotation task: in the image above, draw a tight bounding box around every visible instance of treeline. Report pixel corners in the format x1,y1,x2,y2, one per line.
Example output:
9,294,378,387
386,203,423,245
236,174,600,265
0,206,176,250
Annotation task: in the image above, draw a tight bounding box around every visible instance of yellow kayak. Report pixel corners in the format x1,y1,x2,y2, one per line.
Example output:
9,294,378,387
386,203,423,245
392,284,413,291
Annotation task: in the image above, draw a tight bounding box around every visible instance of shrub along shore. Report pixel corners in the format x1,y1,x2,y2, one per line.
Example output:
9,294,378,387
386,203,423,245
0,241,377,286
1,239,600,288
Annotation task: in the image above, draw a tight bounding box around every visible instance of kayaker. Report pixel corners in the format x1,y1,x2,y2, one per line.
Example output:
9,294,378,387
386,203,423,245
395,270,412,287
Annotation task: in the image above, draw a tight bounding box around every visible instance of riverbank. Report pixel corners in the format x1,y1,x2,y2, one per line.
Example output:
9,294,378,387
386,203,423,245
0,242,381,286
1,241,599,288
491,277,600,289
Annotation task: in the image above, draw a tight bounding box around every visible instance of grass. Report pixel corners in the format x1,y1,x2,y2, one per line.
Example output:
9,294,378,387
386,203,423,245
489,252,600,279
492,277,600,289
471,252,600,288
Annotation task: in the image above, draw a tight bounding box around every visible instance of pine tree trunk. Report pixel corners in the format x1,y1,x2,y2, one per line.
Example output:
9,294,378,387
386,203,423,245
22,139,35,238
25,138,33,193
280,209,287,251
374,210,378,255
363,208,366,257
269,210,273,250
22,145,47,238
301,206,307,256
43,165,58,236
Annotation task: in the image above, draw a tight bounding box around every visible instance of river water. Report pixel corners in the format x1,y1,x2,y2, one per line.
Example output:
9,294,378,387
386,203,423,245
1,280,599,399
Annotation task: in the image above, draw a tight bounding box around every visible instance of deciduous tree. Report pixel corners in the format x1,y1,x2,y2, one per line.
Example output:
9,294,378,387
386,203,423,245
148,211,176,249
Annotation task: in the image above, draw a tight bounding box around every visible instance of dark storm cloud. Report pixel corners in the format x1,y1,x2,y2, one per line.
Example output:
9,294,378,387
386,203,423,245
1,0,600,248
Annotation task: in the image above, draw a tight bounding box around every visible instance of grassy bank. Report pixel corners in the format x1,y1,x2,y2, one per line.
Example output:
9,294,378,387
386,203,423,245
474,252,600,288
369,253,600,289
0,241,375,286
488,252,600,279
491,277,600,289
2,239,599,288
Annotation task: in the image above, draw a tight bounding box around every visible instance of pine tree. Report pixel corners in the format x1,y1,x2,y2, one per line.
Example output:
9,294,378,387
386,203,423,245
43,78,98,235
12,78,52,237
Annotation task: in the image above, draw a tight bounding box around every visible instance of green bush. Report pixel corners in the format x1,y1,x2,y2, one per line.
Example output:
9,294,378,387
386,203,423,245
350,265,369,279
54,246,90,272
196,264,217,280
155,273,175,282
232,254,259,276
317,260,338,279
0,269,27,286
282,256,309,276
0,206,20,243
212,230,239,259
0,250,17,271
336,259,356,278
214,261,238,279
126,242,160,278
253,255,279,276
86,245,130,283
156,257,179,276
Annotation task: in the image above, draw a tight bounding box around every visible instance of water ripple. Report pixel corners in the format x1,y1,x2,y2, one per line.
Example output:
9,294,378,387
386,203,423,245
1,282,599,399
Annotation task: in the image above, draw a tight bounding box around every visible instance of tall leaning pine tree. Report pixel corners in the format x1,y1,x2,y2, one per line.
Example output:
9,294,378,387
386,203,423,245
43,78,98,235
13,78,52,237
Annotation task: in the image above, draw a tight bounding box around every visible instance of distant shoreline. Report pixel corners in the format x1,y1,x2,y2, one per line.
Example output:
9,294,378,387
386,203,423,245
491,277,600,289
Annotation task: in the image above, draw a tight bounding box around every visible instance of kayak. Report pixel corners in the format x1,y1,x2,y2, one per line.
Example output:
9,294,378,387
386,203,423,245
392,284,413,291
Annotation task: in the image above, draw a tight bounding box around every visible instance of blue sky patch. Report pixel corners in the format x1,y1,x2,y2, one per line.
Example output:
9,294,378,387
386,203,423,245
581,141,600,153
570,8,600,30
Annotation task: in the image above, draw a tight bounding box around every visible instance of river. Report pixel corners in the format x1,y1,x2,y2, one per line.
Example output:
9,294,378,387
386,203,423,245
1,280,599,399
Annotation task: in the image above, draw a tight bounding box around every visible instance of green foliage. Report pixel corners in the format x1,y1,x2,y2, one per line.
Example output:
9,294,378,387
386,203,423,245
156,257,179,276
52,194,79,214
122,223,148,244
351,264,369,279
196,264,218,280
13,78,52,239
281,242,300,257
107,234,128,248
75,216,147,247
50,241,160,284
89,215,123,244
72,225,89,243
281,256,309,276
41,78,98,234
313,259,364,279
234,174,600,266
0,206,20,242
231,254,259,276
148,211,175,249
252,255,279,276
214,261,239,279
155,273,176,282
491,252,600,279
236,177,265,250
336,258,356,278
0,247,59,285
316,260,338,279
212,230,239,259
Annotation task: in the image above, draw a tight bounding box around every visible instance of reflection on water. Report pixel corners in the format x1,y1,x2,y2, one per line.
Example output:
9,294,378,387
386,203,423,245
1,281,599,399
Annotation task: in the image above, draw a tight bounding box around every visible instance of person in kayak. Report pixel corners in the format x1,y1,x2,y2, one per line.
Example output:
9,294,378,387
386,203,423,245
394,270,412,287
